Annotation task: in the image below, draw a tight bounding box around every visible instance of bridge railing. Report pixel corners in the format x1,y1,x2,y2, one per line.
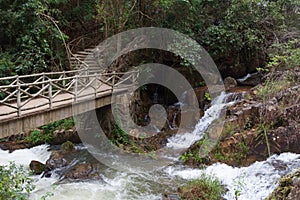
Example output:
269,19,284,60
0,69,139,117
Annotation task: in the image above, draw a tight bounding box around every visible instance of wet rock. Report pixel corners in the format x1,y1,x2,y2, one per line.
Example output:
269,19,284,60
29,160,46,175
182,82,300,167
46,151,69,170
284,104,300,122
49,129,81,145
64,163,101,180
163,193,180,200
194,86,209,109
0,141,32,152
267,168,300,200
0,128,81,152
224,77,237,91
61,141,75,153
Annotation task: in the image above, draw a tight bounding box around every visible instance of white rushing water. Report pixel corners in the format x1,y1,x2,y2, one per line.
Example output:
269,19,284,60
166,92,236,149
166,153,300,200
0,144,51,165
0,92,299,200
1,145,299,200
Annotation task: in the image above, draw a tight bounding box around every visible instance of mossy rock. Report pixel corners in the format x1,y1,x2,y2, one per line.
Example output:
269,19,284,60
267,168,300,200
61,141,75,153
29,160,46,175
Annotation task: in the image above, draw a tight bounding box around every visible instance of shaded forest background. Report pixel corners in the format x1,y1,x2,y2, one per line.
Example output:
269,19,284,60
0,0,299,77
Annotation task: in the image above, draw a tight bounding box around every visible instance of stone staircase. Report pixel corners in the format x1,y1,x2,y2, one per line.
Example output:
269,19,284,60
70,47,103,70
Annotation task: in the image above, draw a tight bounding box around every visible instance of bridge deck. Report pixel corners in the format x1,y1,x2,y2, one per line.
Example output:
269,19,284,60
0,84,112,122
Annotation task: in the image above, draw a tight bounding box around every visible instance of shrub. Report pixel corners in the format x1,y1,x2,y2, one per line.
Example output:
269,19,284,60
27,118,74,145
0,162,35,200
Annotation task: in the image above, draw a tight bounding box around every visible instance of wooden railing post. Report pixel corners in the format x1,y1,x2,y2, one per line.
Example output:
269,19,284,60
49,80,53,109
112,71,116,87
16,76,21,117
63,71,66,88
42,72,45,95
74,75,78,102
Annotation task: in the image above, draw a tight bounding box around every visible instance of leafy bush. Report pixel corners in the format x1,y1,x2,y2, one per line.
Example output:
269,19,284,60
265,39,300,71
27,129,46,145
27,118,74,144
0,162,35,200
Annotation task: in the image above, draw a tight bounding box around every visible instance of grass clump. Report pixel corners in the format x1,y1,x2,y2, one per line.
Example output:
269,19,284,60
179,174,224,200
256,80,290,101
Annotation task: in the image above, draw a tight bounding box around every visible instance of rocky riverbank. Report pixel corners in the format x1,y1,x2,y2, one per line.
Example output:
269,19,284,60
182,68,300,167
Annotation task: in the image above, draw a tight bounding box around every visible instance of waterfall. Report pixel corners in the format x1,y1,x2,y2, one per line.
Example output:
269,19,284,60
166,92,237,150
172,112,178,129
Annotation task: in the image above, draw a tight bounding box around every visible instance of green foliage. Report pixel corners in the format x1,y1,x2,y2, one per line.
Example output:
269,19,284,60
267,168,300,200
0,0,68,76
0,0,298,78
204,92,211,101
233,174,246,199
40,192,54,200
266,39,300,70
0,162,35,200
233,142,249,163
27,118,74,144
28,129,45,145
244,119,253,130
180,150,204,163
213,145,228,162
256,80,290,101
111,125,130,146
0,55,16,78
179,174,224,200
214,139,249,164
222,123,238,137
41,118,74,133
180,135,212,163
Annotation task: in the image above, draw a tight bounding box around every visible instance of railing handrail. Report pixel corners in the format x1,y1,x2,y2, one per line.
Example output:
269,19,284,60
0,68,139,118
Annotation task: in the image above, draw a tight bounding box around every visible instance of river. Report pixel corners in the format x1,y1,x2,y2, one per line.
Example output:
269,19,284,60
0,92,299,200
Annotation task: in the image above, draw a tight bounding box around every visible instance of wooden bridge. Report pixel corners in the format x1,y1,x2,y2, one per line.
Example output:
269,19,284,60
0,67,138,138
